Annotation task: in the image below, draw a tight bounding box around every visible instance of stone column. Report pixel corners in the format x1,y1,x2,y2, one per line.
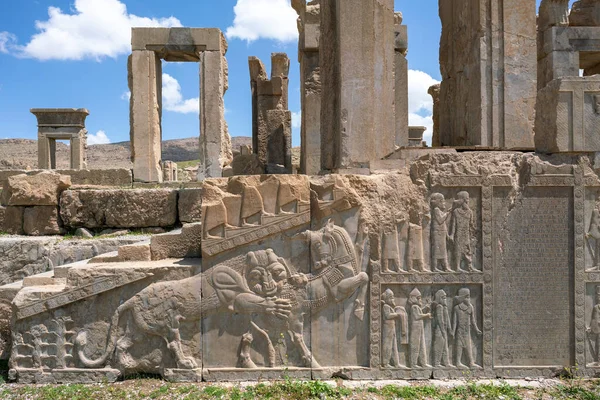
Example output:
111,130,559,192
438,0,536,149
428,84,441,147
395,12,409,148
70,134,86,170
199,42,232,180
249,53,293,174
129,50,163,183
293,0,322,176
320,0,396,171
37,135,51,169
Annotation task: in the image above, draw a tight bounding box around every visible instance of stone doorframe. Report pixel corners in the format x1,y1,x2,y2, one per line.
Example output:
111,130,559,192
31,108,88,170
128,27,232,183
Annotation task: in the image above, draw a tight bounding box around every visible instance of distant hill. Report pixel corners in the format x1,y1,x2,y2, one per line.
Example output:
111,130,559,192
0,137,253,170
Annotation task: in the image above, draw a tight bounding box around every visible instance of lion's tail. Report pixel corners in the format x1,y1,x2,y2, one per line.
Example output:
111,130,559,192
75,299,132,368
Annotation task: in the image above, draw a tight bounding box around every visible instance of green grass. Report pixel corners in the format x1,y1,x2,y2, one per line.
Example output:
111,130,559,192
177,159,201,169
1,379,600,400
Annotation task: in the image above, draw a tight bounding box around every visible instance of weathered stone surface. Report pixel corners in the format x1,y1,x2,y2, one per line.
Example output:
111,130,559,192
11,152,600,381
438,0,536,148
23,207,63,236
178,188,203,223
535,76,600,153
150,223,201,260
249,54,292,174
60,189,177,229
3,207,24,235
199,48,233,180
74,228,93,239
320,0,396,170
2,171,71,206
570,0,600,27
31,109,88,170
129,51,163,183
132,27,223,55
230,153,265,177
0,236,148,286
0,169,132,188
395,13,409,148
428,84,441,147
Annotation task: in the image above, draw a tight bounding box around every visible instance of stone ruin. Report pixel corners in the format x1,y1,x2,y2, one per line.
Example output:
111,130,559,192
3,0,600,385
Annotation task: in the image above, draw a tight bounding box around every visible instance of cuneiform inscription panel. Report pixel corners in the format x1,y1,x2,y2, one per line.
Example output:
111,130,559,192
493,187,573,367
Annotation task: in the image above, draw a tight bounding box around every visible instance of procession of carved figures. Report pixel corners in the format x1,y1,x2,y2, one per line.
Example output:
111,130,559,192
382,191,481,274
381,286,482,370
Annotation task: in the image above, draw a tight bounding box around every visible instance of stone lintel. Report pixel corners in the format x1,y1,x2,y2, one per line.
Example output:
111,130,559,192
131,28,224,58
542,26,600,55
30,109,89,128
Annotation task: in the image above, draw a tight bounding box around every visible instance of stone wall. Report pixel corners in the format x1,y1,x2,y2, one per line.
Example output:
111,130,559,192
9,153,600,382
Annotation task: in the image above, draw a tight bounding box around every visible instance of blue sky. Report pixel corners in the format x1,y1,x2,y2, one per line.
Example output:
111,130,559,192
0,0,560,147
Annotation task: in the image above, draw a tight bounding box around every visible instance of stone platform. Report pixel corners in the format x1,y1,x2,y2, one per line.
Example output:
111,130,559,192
5,154,600,382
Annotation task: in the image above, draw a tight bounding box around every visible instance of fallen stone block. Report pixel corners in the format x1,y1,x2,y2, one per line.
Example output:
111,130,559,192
2,171,71,206
3,206,24,235
178,188,203,223
150,223,202,260
60,189,178,229
23,207,63,236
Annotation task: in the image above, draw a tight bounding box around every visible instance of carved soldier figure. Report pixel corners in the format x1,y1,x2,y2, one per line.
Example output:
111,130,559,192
430,193,451,272
382,223,401,273
449,192,476,272
408,288,432,368
452,288,482,368
407,212,426,272
240,182,273,227
432,289,453,368
586,286,600,364
355,222,369,270
381,289,408,368
587,196,600,271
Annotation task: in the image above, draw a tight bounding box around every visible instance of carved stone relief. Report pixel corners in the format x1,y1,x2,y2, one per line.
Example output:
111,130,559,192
378,285,483,371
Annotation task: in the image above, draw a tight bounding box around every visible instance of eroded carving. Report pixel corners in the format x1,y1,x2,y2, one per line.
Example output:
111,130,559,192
408,288,432,368
381,289,407,368
452,288,482,368
432,290,452,368
450,192,477,272
430,193,451,272
587,197,600,271
587,286,600,365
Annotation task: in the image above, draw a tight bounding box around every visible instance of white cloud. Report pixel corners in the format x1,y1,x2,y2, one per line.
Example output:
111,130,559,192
87,130,111,145
407,69,439,146
0,32,16,54
162,73,199,114
226,0,299,43
8,0,181,61
291,111,301,129
408,69,439,114
121,91,131,101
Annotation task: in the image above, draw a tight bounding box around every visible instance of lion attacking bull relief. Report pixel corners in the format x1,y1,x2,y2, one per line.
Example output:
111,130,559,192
72,220,368,373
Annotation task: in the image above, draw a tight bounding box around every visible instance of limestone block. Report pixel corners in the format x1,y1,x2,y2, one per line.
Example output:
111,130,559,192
55,169,132,187
60,189,177,229
428,84,441,147
438,0,536,148
231,154,265,177
150,223,202,260
535,76,600,153
132,27,223,53
118,243,151,262
199,50,232,180
23,207,63,236
3,207,24,235
2,171,71,206
570,0,600,27
129,51,163,183
178,188,203,224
